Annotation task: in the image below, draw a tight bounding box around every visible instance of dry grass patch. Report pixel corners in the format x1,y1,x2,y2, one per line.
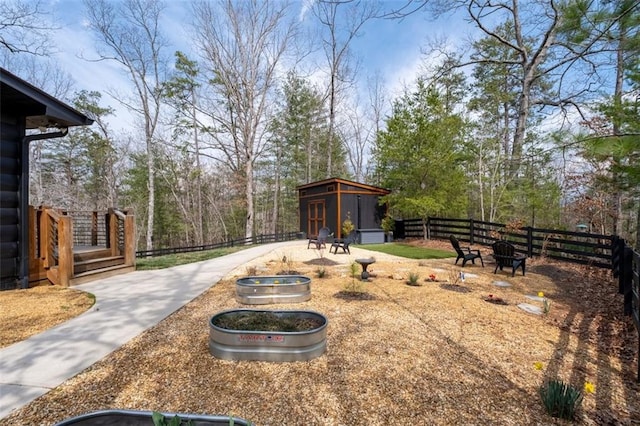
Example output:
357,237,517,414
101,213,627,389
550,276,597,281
0,285,94,348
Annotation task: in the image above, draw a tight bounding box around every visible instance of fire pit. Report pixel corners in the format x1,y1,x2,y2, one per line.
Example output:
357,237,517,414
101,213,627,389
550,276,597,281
236,275,311,304
209,309,328,362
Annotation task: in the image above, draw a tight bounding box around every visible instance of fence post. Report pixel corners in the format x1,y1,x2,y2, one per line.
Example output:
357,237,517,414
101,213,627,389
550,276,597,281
426,217,431,240
124,211,136,266
40,207,51,268
91,211,98,246
107,209,118,256
611,236,625,293
526,227,533,257
622,246,633,315
58,216,73,287
469,219,474,245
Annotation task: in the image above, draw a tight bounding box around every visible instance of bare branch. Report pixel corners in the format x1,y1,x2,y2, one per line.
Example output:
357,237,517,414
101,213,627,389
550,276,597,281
0,0,57,55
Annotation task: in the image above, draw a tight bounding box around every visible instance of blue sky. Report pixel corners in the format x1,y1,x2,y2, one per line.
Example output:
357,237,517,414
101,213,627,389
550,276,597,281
36,0,472,131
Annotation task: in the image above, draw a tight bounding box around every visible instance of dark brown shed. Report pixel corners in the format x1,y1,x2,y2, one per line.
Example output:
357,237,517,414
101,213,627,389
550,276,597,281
297,178,390,241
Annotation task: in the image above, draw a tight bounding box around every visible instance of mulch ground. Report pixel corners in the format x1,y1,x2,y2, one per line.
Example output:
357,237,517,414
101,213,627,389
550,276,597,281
1,239,639,425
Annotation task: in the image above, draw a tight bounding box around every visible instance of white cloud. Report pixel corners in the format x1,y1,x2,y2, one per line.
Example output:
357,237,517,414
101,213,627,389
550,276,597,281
298,0,316,22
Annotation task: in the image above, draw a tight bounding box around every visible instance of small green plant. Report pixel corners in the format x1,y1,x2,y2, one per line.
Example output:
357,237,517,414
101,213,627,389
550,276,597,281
342,211,355,236
344,262,364,293
447,268,462,285
152,411,193,426
539,379,583,420
350,262,359,278
278,254,297,274
381,214,394,233
316,267,328,278
406,271,420,286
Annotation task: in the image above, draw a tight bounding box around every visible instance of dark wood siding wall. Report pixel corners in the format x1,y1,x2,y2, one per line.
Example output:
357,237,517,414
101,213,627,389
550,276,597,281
298,178,390,238
0,116,23,289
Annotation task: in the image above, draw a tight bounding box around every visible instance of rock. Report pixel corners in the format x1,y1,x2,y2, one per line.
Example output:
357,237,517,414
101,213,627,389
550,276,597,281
518,303,543,315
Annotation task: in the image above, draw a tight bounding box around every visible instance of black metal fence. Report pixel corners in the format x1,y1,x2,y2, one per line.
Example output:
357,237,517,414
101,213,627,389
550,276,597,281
612,236,640,381
396,217,613,269
135,231,300,258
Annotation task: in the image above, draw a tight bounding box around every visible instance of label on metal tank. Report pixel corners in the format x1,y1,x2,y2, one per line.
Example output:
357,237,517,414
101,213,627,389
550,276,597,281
238,334,285,343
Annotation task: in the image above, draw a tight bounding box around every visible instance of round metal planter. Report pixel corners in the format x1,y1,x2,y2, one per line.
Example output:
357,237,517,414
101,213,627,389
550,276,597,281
235,275,311,305
53,409,251,425
209,309,327,362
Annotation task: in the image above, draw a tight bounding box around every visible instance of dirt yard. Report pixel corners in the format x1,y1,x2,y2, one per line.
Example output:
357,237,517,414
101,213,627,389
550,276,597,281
1,240,638,425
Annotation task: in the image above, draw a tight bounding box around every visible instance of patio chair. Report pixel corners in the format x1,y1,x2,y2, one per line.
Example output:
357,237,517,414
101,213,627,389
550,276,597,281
330,231,357,255
308,227,331,249
491,240,526,276
449,234,484,267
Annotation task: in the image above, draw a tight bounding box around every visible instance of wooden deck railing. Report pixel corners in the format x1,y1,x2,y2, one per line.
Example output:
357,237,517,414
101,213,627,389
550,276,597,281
110,208,135,266
28,206,135,286
28,206,70,285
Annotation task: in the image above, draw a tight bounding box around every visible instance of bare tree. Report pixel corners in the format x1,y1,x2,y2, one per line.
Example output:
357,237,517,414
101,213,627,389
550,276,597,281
341,98,370,182
191,0,297,240
2,53,78,208
425,0,636,178
1,53,74,99
0,0,56,55
84,0,168,251
312,0,380,178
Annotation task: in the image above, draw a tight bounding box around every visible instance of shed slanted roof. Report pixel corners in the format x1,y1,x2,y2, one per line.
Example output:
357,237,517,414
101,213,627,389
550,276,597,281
1,67,93,129
296,177,390,195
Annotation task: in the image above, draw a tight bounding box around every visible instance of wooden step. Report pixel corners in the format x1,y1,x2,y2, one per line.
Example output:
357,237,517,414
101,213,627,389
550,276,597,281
74,256,125,274
74,248,113,262
71,264,136,286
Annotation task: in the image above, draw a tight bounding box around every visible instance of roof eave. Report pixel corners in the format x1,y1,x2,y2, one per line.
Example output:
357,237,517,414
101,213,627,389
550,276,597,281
1,68,94,129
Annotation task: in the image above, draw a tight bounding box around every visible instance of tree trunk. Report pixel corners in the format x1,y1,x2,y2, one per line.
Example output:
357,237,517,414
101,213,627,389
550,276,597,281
271,145,281,235
611,27,626,236
245,160,254,242
145,125,155,251
326,69,336,178
193,94,203,245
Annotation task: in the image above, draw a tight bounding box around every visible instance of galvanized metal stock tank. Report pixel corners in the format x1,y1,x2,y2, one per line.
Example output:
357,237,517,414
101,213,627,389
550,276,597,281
209,309,328,362
235,275,311,304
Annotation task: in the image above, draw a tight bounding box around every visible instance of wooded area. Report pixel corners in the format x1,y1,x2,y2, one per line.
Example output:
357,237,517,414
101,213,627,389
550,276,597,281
2,0,638,251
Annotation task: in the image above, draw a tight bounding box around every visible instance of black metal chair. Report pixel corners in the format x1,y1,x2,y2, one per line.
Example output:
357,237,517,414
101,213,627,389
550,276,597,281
330,231,357,255
491,240,526,276
449,235,484,267
307,227,331,249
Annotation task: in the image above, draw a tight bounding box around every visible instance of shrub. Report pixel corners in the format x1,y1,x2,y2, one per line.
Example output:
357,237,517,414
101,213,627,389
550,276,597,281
316,267,328,278
406,272,420,286
381,214,394,233
342,211,355,236
540,379,583,420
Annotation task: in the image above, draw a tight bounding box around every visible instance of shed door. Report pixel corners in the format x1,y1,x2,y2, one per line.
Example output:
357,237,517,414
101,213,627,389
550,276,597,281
307,200,325,236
